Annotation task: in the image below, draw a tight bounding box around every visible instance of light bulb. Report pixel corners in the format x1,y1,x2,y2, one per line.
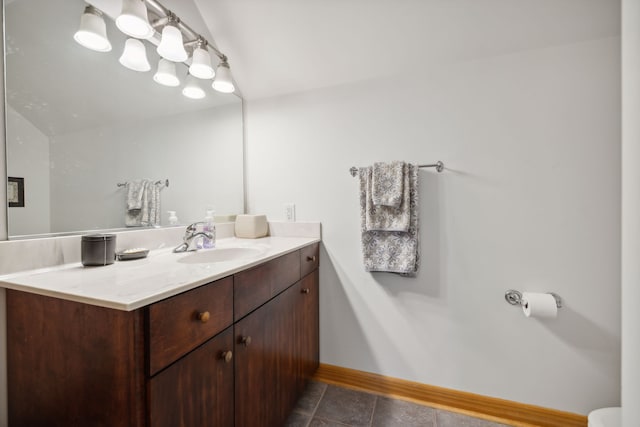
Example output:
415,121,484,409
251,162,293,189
116,0,154,39
157,24,188,62
182,74,206,99
189,46,214,79
212,61,235,93
119,38,151,72
154,59,180,87
73,6,112,52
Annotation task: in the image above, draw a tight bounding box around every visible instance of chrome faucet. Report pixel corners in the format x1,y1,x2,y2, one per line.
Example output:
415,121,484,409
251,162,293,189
173,222,214,253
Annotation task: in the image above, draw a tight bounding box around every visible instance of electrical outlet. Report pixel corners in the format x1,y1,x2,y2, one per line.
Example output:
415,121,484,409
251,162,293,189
284,203,296,222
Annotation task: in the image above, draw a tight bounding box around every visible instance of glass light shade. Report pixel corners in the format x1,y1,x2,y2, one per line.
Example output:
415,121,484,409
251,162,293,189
182,74,206,99
189,47,215,79
73,7,112,52
153,59,180,87
119,38,151,72
157,25,188,62
212,62,235,93
116,0,154,39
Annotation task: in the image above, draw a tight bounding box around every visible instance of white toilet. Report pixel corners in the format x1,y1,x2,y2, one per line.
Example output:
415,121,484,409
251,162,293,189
588,407,621,427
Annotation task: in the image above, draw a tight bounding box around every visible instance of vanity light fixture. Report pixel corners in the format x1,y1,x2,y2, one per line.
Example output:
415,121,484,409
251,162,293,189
116,0,154,39
119,38,151,72
153,58,180,87
182,73,206,99
212,58,235,93
74,0,236,94
157,14,188,62
73,5,112,52
189,39,215,80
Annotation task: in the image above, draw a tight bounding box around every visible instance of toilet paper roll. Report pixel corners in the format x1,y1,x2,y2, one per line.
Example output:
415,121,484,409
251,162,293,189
521,292,558,319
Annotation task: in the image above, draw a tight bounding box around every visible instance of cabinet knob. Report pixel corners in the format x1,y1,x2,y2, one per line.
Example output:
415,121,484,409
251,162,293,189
301,288,310,294
241,336,252,347
307,255,317,262
221,351,233,363
197,311,210,323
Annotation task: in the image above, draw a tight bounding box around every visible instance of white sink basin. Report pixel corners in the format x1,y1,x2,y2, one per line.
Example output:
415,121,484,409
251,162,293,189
177,247,265,264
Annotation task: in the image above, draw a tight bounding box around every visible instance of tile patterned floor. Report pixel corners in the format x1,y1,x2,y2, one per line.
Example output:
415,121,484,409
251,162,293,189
285,381,511,427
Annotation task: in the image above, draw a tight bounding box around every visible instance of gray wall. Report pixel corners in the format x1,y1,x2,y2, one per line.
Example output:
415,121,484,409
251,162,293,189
48,104,243,233
246,37,621,414
6,106,51,235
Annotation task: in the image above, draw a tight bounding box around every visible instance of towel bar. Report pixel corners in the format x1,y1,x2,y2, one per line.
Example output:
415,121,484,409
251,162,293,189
117,179,169,188
349,161,444,177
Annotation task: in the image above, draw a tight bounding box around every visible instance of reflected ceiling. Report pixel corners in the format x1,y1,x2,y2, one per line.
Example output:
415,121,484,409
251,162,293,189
6,0,235,138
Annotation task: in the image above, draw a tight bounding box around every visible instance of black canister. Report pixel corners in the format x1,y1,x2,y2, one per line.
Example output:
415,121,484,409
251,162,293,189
81,234,116,266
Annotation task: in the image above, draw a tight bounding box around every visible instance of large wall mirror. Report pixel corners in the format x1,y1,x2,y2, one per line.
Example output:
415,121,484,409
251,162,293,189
4,0,244,238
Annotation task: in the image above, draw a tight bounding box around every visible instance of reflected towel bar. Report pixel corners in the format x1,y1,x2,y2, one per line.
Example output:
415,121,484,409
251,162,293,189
117,179,169,188
349,161,444,177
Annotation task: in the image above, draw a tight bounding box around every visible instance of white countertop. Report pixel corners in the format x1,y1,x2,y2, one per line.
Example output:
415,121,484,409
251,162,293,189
0,236,320,311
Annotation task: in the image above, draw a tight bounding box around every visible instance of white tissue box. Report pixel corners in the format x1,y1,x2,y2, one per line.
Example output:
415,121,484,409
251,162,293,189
235,215,269,239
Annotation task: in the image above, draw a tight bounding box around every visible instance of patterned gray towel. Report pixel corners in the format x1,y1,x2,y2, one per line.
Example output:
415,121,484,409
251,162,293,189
365,164,410,232
126,179,146,210
372,161,404,207
359,164,419,275
125,179,148,227
141,181,161,226
125,179,161,227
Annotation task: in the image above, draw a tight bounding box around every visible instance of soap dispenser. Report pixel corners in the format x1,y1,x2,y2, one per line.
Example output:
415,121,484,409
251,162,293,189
167,211,179,225
202,210,216,249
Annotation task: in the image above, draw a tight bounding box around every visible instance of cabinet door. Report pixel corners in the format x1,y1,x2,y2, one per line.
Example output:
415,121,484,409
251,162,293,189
149,326,234,427
296,270,320,392
234,284,299,427
7,290,146,427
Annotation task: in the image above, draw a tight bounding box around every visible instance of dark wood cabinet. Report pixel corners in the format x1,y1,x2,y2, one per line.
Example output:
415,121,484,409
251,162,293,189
7,291,146,427
300,243,320,277
6,243,319,427
234,250,300,321
148,276,233,375
297,270,320,392
149,326,235,427
234,290,282,427
234,269,320,427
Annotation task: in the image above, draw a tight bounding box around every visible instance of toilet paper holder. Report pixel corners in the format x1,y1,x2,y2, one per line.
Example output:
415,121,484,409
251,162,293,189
504,289,562,309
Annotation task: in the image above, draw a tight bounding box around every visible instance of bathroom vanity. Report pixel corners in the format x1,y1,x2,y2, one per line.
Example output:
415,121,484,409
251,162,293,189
1,237,319,427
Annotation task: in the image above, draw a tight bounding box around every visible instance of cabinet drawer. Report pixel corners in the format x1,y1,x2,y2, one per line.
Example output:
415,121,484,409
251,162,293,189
234,251,300,321
148,277,233,375
300,243,319,277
